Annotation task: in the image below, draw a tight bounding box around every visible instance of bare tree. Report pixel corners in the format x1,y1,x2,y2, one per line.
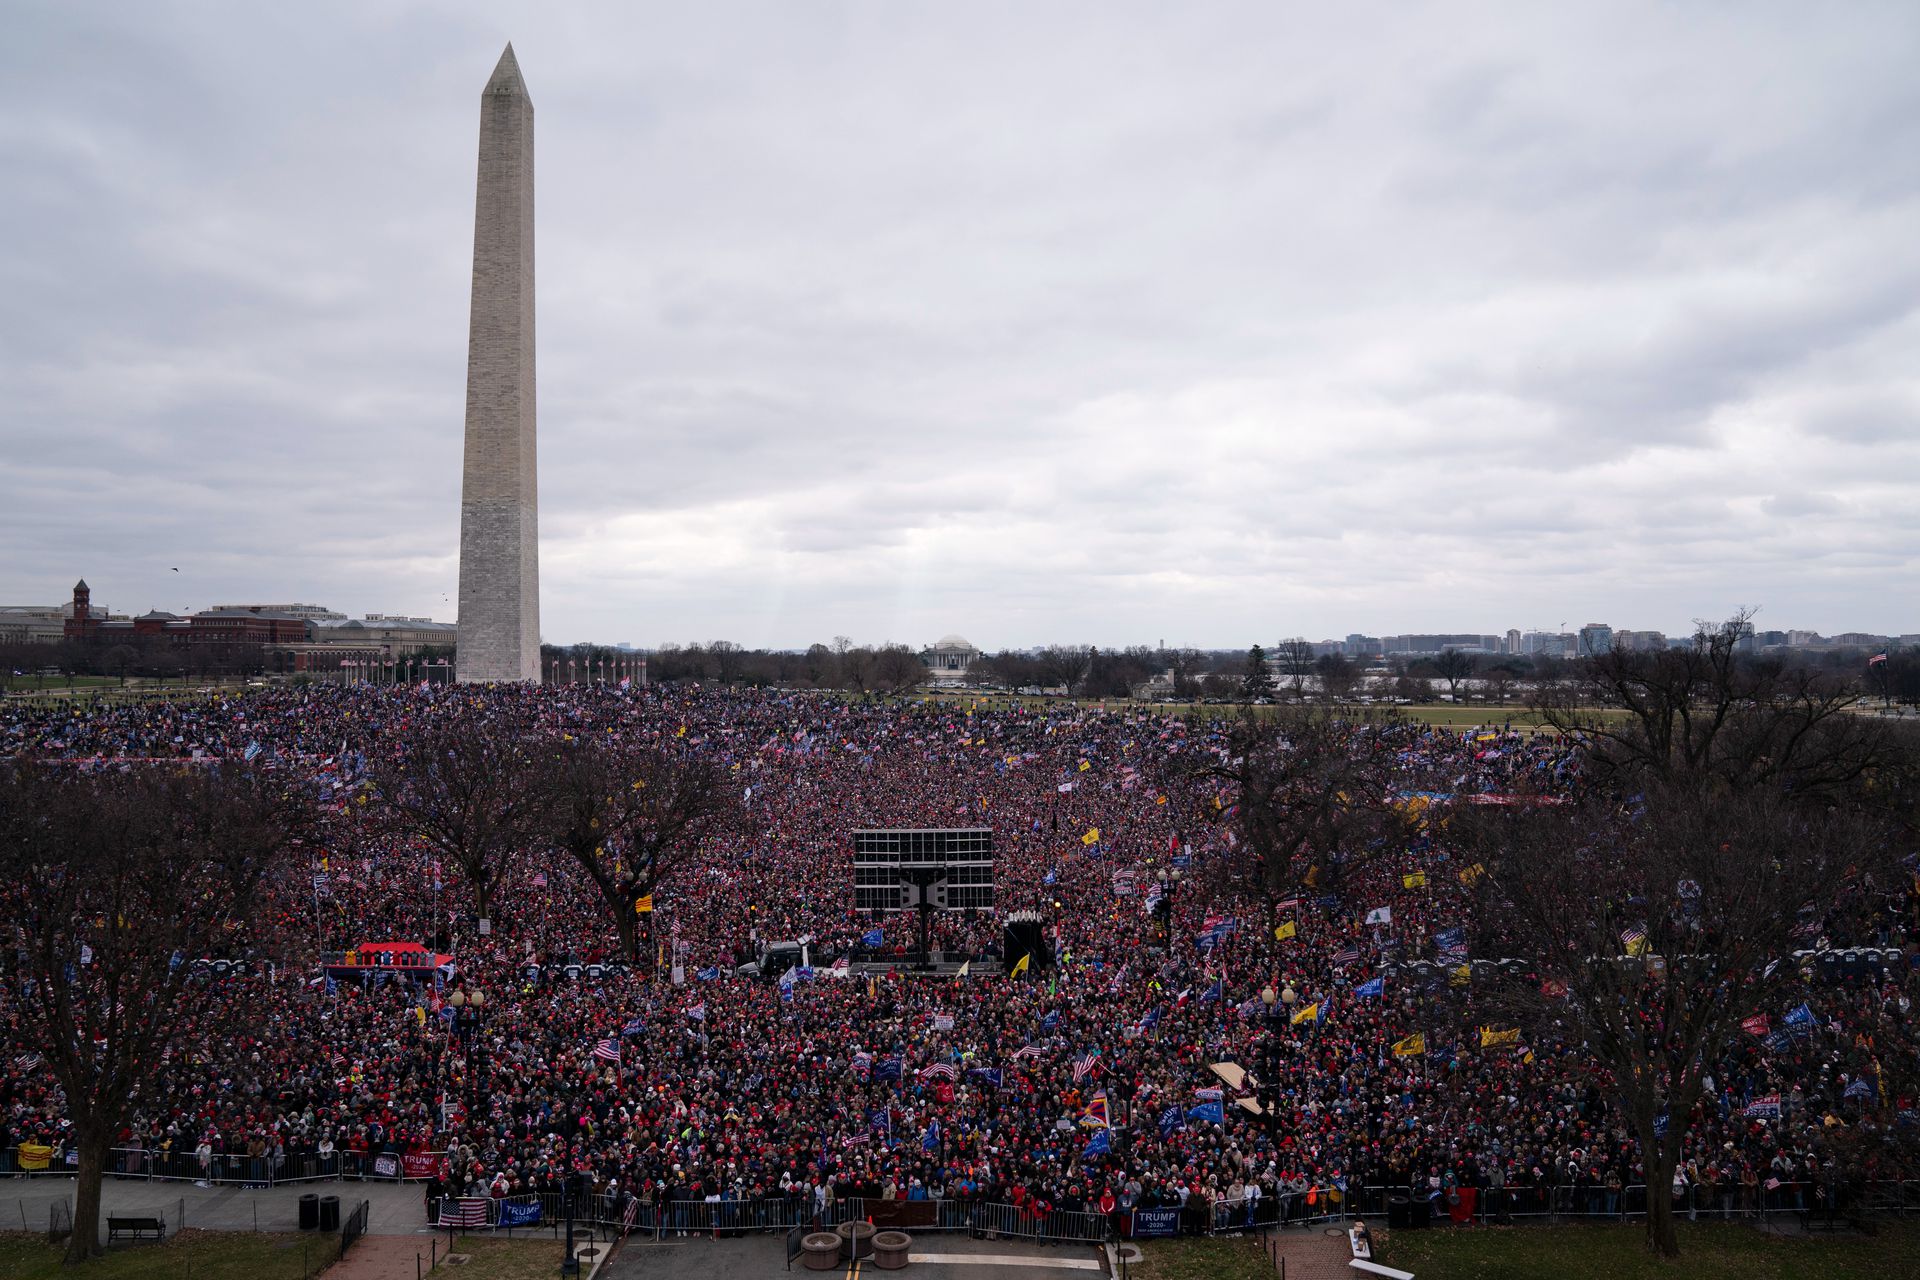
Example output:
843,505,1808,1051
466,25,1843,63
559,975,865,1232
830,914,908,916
1456,783,1894,1257
1273,638,1315,700
1430,648,1476,702
0,763,310,1262
1314,652,1361,703
871,645,929,694
538,736,736,959
1036,645,1094,696
1185,706,1414,896
370,707,549,919
1536,610,1893,799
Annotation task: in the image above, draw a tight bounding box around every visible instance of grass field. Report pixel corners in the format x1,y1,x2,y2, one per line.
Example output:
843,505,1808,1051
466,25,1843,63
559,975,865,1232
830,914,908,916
1132,1223,1920,1280
433,1234,571,1277
1,674,124,691
0,1229,341,1279
1385,1221,1920,1278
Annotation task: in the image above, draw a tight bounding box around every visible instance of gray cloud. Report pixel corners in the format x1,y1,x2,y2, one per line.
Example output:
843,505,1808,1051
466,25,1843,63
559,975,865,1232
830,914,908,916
2,2,1917,646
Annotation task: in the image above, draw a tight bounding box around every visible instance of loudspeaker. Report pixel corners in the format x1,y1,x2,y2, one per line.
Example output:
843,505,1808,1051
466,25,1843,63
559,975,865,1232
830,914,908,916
1002,916,1051,970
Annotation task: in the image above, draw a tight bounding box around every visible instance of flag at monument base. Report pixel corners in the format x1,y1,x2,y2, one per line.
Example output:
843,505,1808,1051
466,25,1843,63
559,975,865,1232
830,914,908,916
1393,1032,1427,1057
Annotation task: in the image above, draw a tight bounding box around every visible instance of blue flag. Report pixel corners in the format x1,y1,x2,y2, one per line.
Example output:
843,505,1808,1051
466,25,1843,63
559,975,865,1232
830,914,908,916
1186,1101,1225,1124
1784,1003,1815,1028
621,1018,646,1037
1354,976,1384,999
1041,1011,1061,1032
498,1200,542,1227
1084,1128,1111,1157
969,1067,1003,1088
922,1120,941,1153
696,966,720,981
1199,978,1223,1004
1157,1106,1184,1136
1043,869,1057,885
874,1058,903,1082
862,928,885,947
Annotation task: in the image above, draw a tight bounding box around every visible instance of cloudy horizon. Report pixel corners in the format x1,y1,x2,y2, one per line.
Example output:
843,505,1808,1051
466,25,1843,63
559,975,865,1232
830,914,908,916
4,2,1917,651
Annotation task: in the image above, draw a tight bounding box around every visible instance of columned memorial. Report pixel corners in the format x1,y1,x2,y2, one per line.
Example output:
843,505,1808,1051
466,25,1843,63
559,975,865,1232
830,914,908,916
456,44,542,683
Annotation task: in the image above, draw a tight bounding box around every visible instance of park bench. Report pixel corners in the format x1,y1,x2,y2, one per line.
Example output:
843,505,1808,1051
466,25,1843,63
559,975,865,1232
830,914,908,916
107,1216,166,1244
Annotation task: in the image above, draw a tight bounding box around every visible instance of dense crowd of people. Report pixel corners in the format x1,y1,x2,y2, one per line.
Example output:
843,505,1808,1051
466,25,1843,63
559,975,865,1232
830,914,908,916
1,683,1914,1231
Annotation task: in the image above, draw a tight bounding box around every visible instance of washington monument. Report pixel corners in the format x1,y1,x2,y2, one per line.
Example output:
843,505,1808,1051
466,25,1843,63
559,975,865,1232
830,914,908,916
456,44,541,683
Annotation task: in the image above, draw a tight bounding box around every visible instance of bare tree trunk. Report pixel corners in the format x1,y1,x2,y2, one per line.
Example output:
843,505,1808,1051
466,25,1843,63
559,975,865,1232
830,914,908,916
1645,1176,1679,1257
65,1129,110,1263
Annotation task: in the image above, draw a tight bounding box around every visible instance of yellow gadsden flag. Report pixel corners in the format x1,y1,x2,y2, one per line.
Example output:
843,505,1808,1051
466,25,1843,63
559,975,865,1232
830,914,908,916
1081,828,1101,846
1274,921,1297,941
1392,1032,1427,1058
1010,953,1031,977
1290,1002,1319,1025
1402,871,1427,889
1480,1027,1521,1049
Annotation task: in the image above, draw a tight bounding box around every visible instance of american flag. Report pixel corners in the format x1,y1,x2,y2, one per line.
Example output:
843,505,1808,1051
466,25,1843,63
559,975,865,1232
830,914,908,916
1072,1052,1103,1082
592,1039,622,1062
623,1197,640,1233
1331,945,1361,966
441,1198,491,1227
919,1062,958,1081
1012,1045,1044,1061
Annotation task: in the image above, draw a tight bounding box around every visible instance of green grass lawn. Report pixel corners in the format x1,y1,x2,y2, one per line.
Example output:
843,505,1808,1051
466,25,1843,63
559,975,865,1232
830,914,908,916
1130,1223,1920,1280
1,674,123,691
1381,1221,1920,1280
434,1234,570,1278
0,1229,341,1279
1133,1236,1278,1280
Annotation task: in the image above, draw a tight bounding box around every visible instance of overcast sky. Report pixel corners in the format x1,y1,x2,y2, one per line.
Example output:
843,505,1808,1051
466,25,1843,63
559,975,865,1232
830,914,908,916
4,3,1917,650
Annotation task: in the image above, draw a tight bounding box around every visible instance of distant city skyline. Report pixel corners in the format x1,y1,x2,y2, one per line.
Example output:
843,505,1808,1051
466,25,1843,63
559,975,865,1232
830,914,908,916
3,5,1917,646
6,578,1911,659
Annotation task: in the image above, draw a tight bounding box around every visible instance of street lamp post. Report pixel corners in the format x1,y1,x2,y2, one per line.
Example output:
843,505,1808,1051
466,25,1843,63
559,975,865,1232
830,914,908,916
448,989,488,1121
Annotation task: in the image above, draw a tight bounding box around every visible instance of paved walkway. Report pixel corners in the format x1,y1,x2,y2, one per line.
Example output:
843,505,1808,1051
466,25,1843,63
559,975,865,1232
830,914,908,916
1261,1225,1364,1280
5,1175,429,1242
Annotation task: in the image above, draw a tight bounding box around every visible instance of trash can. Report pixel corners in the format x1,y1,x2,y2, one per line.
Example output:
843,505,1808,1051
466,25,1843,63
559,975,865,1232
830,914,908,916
318,1195,340,1232
801,1232,841,1270
1386,1195,1410,1229
298,1194,319,1231
872,1231,913,1270
836,1219,876,1259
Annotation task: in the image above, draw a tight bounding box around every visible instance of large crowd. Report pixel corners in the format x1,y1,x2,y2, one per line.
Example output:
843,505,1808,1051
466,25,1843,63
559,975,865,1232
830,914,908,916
1,683,1914,1228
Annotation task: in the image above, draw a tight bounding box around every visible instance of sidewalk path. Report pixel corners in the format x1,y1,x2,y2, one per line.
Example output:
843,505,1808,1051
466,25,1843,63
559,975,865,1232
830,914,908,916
5,1175,429,1243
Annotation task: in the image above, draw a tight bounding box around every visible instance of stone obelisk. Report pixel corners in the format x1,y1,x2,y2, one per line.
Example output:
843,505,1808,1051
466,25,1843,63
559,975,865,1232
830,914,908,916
456,44,541,683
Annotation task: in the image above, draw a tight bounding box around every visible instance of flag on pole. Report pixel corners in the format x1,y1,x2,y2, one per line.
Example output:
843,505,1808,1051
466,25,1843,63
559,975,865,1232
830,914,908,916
635,894,654,914
1479,1027,1521,1049
1402,871,1427,889
1079,1091,1111,1128
1010,954,1031,977
1354,976,1385,998
1290,1002,1320,1025
1274,921,1296,941
592,1039,622,1062
1392,1032,1427,1058
1084,1128,1111,1157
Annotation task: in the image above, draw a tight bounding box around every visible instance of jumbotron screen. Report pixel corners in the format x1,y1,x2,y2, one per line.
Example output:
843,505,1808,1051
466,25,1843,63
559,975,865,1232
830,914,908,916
852,827,995,912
